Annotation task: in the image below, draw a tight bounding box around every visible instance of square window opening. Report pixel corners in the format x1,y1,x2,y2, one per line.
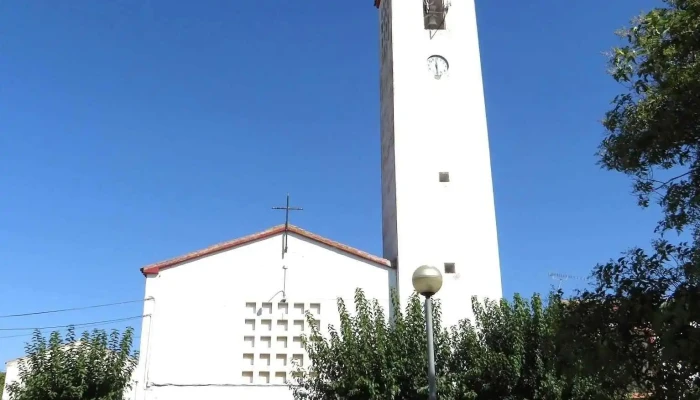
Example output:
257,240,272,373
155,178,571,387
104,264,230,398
439,172,450,183
444,263,456,274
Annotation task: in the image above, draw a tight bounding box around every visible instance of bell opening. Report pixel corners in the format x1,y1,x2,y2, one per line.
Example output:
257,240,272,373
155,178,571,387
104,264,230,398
428,15,439,29
423,0,446,31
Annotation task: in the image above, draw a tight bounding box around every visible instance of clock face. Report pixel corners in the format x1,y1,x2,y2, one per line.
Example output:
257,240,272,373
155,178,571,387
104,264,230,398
427,55,449,79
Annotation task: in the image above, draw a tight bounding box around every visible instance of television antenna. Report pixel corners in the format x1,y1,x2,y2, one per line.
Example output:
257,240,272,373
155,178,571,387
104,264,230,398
548,272,587,290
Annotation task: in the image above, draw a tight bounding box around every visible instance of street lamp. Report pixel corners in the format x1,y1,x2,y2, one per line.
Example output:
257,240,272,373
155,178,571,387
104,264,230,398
412,265,443,400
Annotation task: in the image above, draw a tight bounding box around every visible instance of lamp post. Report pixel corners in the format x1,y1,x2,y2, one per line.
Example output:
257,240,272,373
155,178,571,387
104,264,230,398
412,265,443,400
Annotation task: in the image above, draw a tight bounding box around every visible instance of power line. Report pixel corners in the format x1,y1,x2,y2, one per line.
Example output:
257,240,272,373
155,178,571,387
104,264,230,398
0,329,142,340
0,315,146,339
0,298,148,319
0,315,146,334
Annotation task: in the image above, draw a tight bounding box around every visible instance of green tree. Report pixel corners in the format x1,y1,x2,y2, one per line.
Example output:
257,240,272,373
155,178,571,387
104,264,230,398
1,371,6,399
600,0,700,241
6,327,138,400
561,242,700,399
450,293,628,400
290,289,451,399
563,2,700,397
290,289,624,400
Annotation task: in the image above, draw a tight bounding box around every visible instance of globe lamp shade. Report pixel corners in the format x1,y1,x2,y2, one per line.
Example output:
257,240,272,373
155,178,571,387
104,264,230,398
412,265,443,297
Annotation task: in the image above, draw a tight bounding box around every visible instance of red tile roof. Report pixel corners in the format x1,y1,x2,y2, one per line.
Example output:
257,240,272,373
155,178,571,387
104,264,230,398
140,224,392,276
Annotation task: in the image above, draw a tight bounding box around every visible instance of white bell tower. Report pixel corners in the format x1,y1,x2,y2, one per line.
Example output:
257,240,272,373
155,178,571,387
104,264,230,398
377,0,502,327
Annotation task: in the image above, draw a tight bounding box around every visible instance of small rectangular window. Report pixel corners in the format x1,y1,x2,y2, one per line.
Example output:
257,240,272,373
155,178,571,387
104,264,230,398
444,263,456,274
439,172,450,182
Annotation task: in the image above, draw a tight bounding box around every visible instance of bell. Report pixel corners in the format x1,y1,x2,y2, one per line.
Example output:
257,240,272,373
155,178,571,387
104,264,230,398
426,14,440,30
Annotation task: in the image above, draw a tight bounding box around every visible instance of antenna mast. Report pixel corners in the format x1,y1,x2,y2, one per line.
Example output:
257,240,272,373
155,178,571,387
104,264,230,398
548,272,586,290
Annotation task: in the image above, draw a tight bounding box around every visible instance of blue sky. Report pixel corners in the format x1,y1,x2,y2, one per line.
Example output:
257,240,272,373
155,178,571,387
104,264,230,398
0,0,662,364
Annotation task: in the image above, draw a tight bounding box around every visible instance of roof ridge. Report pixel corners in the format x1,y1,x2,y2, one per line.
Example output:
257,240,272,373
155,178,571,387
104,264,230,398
140,225,392,275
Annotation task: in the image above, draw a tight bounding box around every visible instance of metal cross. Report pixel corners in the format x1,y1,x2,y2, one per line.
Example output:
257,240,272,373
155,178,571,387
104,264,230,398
272,194,303,257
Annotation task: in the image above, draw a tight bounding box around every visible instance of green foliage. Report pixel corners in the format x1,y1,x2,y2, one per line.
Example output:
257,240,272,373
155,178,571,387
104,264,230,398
291,288,626,400
450,293,628,400
600,0,700,241
562,240,700,399
290,289,449,399
6,327,138,400
577,2,700,397
1,371,5,399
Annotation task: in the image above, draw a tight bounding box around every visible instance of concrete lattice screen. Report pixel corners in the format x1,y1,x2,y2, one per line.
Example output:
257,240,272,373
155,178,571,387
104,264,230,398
241,301,321,384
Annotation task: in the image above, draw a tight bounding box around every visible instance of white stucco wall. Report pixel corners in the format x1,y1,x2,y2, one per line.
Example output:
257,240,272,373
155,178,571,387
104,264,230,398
134,231,395,400
379,0,503,328
2,359,18,400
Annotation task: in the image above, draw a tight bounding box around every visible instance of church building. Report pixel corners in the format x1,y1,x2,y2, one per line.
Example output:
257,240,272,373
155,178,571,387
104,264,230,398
132,0,502,394
3,0,502,399
132,224,396,400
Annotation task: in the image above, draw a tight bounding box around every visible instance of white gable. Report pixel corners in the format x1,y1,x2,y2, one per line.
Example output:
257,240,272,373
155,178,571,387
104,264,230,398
133,231,395,400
